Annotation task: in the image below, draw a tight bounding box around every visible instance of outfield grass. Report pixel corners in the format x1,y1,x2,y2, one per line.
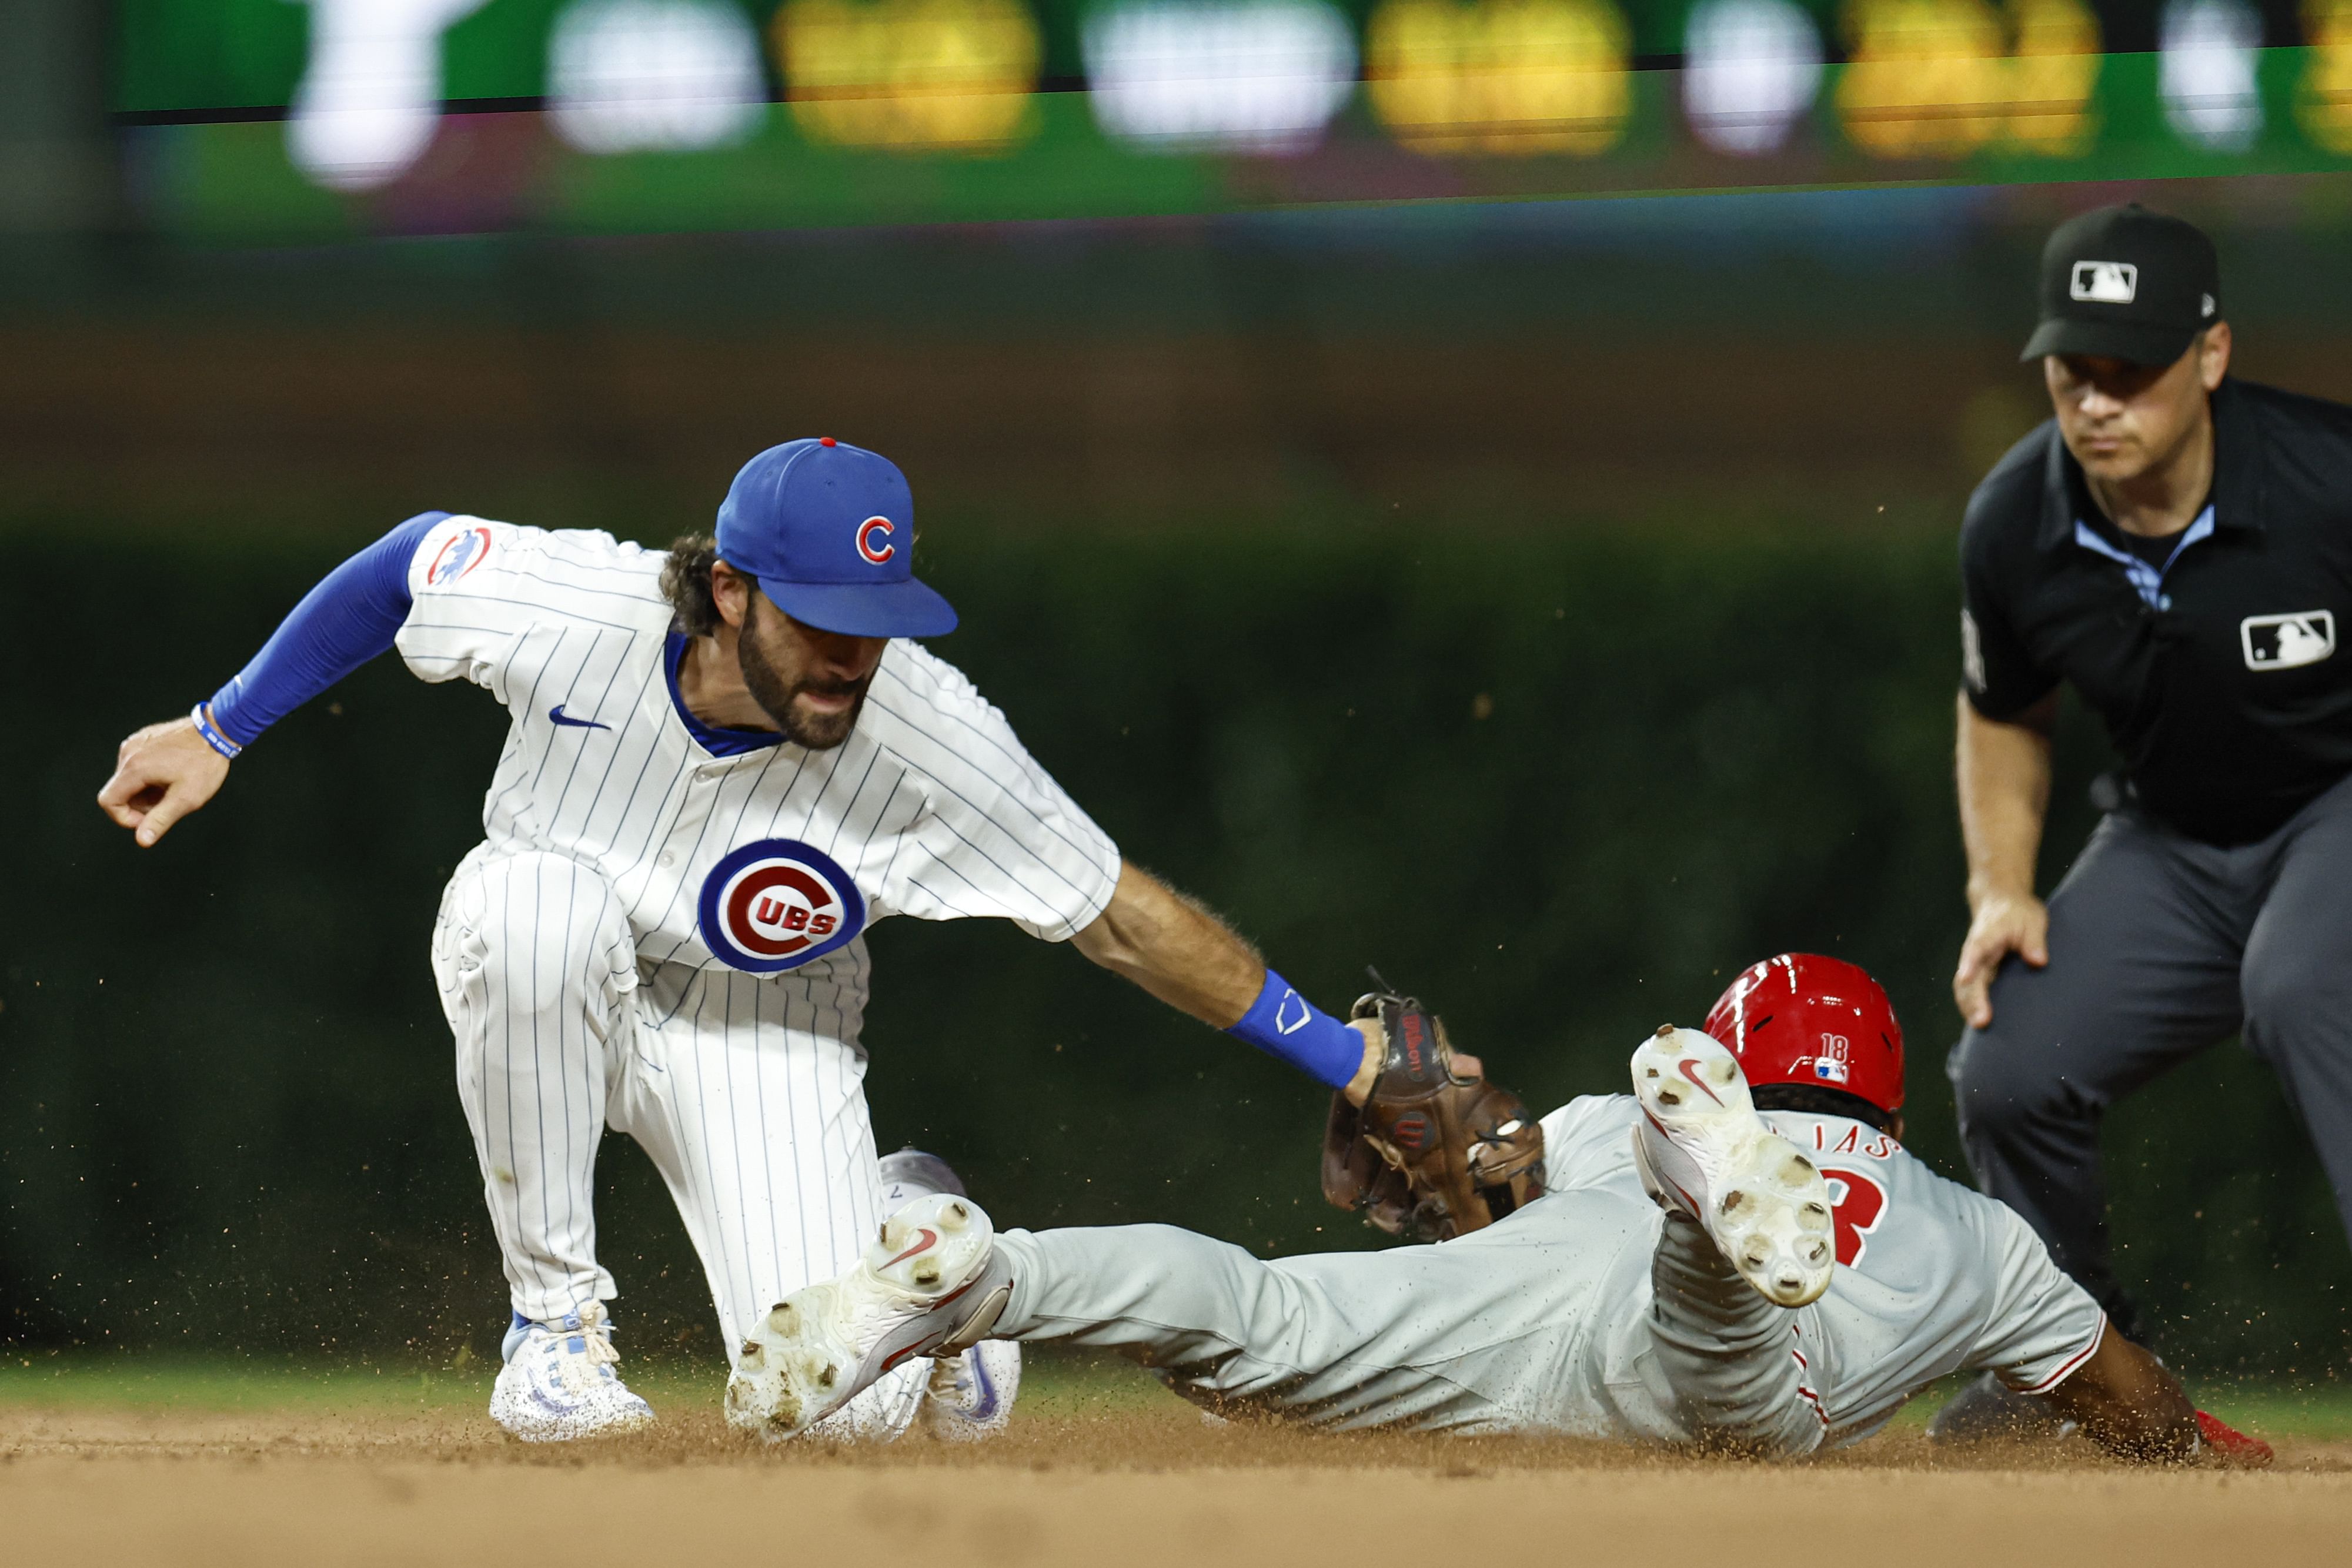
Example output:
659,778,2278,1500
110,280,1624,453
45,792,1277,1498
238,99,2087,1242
2,1352,2347,1437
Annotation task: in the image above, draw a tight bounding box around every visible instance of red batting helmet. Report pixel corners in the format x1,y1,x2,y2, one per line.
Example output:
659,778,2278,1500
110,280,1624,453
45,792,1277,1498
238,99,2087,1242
1702,954,1905,1115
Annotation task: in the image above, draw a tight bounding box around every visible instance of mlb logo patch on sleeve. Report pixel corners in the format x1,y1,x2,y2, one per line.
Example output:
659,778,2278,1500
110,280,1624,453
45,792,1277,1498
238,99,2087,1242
2241,611,2336,671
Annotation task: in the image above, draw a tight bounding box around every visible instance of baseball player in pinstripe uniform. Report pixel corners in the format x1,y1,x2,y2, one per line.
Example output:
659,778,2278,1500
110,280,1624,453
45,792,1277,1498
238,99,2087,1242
731,956,2271,1465
98,438,1398,1442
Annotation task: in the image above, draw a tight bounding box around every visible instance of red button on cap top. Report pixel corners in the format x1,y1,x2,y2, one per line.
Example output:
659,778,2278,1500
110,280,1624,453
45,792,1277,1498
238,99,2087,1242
819,436,836,447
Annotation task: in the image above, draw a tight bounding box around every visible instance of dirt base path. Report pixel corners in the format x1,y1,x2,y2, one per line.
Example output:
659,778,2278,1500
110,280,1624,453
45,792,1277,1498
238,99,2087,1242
5,1405,2348,1568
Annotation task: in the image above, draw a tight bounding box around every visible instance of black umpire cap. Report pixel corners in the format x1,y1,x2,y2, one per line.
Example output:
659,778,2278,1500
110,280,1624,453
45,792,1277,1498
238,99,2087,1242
2022,203,2223,367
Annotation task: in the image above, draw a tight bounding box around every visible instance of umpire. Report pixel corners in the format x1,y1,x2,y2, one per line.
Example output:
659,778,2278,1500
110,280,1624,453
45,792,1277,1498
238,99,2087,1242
1943,203,2352,1402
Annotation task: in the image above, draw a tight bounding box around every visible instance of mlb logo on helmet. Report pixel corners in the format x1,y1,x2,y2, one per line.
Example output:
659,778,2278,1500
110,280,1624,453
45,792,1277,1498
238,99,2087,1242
697,838,868,974
1812,1034,1852,1085
713,437,957,640
1702,953,1906,1117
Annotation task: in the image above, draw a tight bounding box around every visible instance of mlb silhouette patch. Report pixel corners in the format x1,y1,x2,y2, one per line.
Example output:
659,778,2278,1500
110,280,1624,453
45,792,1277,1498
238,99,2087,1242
2070,260,2138,304
2241,611,2336,671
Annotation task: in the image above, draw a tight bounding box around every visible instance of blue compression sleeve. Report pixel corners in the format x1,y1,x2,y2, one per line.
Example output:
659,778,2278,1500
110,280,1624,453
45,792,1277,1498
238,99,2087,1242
206,511,448,747
1225,969,1365,1089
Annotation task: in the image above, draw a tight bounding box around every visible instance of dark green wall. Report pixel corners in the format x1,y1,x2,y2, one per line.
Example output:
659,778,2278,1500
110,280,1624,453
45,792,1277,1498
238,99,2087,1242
4,518,2344,1376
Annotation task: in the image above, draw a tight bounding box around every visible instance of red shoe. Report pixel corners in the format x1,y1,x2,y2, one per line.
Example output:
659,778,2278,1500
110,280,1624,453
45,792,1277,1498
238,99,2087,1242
2196,1409,2274,1467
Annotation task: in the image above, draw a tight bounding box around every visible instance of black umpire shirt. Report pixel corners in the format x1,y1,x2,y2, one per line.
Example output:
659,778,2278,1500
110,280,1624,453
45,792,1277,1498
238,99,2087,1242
1960,377,2352,847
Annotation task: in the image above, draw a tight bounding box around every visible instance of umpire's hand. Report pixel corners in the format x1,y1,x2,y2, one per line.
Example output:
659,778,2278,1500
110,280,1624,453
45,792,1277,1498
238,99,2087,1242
1952,891,2049,1029
98,716,230,847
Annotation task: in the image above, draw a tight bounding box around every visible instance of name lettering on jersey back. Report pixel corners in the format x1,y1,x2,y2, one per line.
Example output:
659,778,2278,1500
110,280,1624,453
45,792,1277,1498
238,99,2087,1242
1808,1122,1899,1161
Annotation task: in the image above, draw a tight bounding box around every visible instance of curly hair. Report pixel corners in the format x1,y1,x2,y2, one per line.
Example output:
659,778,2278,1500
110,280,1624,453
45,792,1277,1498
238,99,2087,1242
1749,1082,1899,1135
659,533,723,637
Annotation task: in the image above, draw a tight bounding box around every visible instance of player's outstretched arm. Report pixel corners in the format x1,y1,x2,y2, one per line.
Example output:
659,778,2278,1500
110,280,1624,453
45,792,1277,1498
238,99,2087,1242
94,512,444,849
96,714,232,847
1071,862,1384,1103
2042,1328,2197,1462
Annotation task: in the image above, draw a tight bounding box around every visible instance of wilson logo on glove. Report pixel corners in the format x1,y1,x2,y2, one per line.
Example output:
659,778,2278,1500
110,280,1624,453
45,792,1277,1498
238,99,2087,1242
1322,974,1547,1243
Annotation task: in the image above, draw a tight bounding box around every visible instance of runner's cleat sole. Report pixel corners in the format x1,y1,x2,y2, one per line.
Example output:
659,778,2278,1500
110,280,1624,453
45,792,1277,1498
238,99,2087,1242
1631,1025,1836,1308
726,1193,1010,1440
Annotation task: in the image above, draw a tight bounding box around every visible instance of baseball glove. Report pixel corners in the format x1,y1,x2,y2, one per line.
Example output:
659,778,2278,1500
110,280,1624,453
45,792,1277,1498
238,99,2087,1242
1320,975,1546,1242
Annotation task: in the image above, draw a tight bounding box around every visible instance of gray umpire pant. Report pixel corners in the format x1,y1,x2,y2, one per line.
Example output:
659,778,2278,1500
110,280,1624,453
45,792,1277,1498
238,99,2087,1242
1947,768,2352,1342
991,1196,1819,1453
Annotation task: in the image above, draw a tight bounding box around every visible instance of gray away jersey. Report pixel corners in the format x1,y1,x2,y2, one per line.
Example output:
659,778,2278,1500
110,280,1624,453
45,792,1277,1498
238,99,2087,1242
1538,1095,2106,1446
395,515,1122,1020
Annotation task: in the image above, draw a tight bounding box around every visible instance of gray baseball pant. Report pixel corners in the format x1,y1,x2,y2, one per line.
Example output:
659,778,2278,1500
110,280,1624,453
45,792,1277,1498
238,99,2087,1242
1947,768,2352,1342
991,1191,1819,1453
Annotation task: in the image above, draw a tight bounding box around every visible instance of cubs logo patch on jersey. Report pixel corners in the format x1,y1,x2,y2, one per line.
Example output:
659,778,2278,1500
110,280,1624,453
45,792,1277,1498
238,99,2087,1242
425,524,493,587
698,838,867,974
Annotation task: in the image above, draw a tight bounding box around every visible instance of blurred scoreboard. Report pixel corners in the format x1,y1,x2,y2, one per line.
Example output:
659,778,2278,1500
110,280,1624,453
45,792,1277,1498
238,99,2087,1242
114,1,2352,235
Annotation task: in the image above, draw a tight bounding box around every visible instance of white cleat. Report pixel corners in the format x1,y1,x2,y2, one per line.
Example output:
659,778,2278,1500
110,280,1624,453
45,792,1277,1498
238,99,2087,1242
922,1340,1020,1440
489,1302,656,1442
879,1146,1022,1442
1630,1025,1836,1308
726,1192,1014,1441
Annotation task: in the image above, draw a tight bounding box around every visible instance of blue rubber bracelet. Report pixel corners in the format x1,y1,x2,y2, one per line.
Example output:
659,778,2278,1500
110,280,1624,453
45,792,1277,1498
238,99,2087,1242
1224,969,1364,1089
190,703,243,761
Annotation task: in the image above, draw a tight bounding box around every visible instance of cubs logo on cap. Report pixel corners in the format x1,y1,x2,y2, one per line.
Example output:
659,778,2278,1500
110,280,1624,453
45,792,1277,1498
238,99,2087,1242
713,439,957,640
697,838,867,973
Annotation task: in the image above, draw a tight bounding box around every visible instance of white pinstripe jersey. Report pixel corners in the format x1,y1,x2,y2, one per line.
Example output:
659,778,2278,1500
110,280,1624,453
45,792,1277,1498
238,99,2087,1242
1539,1095,2107,1446
395,514,1122,1013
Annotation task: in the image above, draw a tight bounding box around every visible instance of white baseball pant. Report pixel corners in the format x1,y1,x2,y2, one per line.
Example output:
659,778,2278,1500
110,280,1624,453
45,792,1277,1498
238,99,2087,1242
431,845,923,1436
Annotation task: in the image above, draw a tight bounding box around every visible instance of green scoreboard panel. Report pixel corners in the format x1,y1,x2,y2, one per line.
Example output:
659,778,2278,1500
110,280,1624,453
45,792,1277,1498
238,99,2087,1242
112,1,2352,237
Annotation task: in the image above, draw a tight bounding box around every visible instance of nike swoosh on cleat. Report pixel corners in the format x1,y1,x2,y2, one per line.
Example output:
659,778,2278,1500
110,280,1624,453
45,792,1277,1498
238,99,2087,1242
1675,1058,1726,1106
965,1355,1000,1422
880,1228,938,1271
549,706,610,730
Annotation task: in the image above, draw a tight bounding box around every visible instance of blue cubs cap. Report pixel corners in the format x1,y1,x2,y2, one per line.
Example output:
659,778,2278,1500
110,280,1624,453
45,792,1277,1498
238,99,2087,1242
713,437,957,638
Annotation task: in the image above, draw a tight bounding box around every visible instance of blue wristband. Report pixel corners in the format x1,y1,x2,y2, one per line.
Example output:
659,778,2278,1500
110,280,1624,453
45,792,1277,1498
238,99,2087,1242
1225,969,1365,1089
189,703,243,761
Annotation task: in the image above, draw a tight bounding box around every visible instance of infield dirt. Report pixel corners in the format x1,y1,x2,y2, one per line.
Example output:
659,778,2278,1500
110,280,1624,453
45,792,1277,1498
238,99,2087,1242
5,1379,2347,1568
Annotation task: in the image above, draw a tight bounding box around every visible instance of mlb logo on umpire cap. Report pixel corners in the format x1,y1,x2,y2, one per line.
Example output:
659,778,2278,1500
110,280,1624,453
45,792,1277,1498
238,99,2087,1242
2024,205,2220,366
2070,260,2138,305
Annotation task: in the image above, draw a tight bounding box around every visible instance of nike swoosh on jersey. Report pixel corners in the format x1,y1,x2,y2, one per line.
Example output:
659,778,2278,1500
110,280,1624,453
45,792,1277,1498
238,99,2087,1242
549,706,611,731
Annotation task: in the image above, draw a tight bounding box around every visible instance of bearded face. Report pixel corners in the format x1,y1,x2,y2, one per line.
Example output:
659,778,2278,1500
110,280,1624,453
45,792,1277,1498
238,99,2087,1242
736,593,880,751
